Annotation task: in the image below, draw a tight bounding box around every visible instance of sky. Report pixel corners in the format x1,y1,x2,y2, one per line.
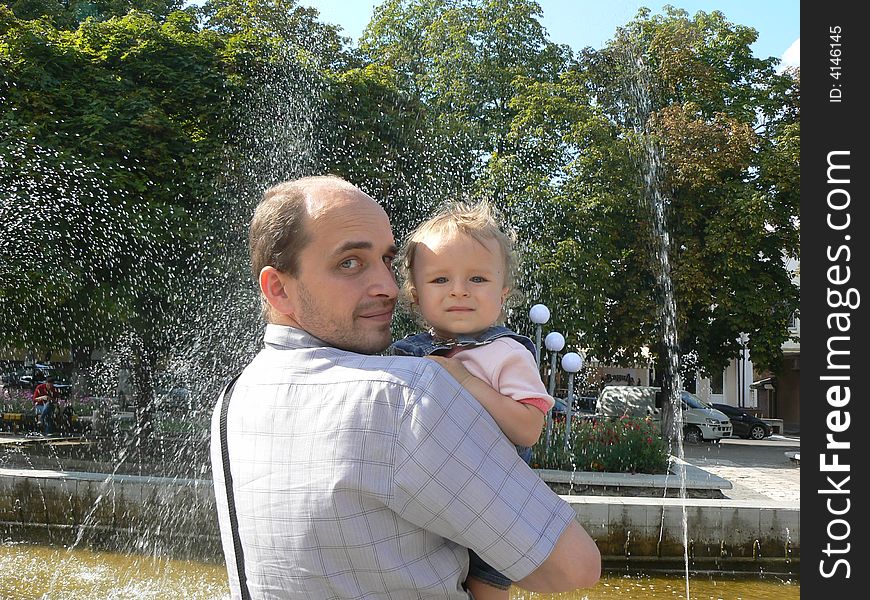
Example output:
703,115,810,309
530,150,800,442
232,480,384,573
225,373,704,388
299,0,800,69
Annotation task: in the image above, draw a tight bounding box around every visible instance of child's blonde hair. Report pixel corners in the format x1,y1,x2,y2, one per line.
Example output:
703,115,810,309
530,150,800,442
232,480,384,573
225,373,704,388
398,201,521,324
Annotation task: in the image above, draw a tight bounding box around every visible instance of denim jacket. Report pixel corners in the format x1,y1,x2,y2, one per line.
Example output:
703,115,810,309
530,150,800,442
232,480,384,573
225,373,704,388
389,325,536,358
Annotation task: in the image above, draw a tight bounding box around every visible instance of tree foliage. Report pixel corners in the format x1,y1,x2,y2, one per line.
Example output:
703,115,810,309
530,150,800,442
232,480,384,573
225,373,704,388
490,7,799,375
1,6,229,361
5,0,187,29
1,0,800,398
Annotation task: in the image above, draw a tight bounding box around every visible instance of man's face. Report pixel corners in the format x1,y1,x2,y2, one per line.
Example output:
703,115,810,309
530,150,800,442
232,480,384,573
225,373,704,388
283,188,399,354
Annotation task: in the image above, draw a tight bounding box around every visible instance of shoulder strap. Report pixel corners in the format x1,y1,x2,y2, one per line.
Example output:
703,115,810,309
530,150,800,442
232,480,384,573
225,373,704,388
219,373,251,600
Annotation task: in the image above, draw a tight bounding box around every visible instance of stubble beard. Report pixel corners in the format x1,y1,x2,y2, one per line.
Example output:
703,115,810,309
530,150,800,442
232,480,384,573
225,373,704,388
296,281,393,354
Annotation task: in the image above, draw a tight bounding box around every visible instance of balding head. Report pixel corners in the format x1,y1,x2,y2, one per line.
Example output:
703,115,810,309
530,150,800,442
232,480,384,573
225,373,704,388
249,176,396,333
250,176,362,279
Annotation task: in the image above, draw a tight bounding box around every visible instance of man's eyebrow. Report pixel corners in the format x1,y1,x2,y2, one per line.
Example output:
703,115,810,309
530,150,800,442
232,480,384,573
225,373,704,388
332,241,398,256
332,241,371,256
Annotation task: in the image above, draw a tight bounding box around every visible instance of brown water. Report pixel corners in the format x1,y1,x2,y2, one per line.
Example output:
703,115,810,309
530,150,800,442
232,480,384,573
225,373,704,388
0,542,798,599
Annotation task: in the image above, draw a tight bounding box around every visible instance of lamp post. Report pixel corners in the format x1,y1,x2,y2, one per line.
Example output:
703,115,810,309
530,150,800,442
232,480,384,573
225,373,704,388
587,356,599,411
561,352,583,447
528,304,550,369
737,332,749,408
544,331,565,447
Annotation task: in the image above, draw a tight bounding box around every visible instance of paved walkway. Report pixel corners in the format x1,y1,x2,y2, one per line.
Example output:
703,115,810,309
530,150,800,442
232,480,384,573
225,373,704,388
699,464,799,502
680,434,800,504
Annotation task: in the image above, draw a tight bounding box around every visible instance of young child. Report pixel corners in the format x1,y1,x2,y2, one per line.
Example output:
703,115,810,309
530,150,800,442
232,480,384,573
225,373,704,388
391,202,554,600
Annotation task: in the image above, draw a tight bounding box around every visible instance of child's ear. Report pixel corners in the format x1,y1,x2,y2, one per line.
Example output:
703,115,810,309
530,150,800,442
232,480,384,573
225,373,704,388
501,287,510,303
410,286,419,304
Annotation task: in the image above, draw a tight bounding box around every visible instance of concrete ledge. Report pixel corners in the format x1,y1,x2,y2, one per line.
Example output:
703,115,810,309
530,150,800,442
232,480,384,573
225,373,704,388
762,418,784,434
0,467,218,560
564,493,799,568
0,465,797,568
535,458,732,496
0,467,209,488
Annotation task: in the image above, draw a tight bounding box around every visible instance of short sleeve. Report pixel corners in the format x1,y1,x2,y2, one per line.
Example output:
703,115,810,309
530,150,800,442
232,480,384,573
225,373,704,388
388,362,576,581
455,339,555,411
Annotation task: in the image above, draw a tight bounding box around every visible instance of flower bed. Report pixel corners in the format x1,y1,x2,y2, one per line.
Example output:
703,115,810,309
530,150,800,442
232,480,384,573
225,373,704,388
531,416,669,474
1,389,103,416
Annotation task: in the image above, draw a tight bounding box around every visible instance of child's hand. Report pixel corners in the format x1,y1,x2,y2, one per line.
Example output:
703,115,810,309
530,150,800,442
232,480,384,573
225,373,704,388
426,355,474,387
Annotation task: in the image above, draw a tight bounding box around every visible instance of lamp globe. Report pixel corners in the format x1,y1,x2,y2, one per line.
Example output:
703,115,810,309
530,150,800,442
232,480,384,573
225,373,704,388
544,332,565,352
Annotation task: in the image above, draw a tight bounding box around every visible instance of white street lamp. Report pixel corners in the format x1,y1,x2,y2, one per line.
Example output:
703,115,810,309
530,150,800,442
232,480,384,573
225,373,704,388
543,332,565,447
529,304,551,368
561,352,584,373
544,332,565,350
561,352,584,446
544,332,565,396
737,333,750,407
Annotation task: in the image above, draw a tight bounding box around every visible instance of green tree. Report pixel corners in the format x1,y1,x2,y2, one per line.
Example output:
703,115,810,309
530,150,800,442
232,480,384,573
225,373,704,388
0,7,231,412
319,64,470,243
493,7,799,376
360,0,572,180
5,0,186,29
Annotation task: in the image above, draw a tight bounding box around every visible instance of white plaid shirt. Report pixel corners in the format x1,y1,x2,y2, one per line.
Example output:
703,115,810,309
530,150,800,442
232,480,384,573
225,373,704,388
211,325,576,599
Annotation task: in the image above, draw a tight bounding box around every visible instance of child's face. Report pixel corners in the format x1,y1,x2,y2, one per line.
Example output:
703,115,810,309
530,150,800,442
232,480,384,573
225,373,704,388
411,231,509,338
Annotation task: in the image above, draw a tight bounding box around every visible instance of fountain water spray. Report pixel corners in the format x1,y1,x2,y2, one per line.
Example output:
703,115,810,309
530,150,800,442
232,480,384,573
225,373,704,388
617,45,689,598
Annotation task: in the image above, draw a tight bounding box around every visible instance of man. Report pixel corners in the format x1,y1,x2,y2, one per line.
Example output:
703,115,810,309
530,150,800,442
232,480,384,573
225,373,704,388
32,375,58,435
211,175,600,599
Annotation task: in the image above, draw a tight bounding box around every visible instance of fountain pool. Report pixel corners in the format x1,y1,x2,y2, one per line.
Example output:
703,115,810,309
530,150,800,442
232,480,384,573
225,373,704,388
0,541,798,599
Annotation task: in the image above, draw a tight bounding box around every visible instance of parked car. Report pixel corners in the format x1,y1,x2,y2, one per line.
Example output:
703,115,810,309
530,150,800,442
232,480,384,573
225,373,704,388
594,385,733,443
154,385,191,412
2,364,72,396
710,403,772,440
551,393,596,420
31,365,73,395
1,368,30,388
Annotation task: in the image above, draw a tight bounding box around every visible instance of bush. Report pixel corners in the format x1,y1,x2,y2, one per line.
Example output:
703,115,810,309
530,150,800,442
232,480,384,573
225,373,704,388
1,387,33,411
531,416,669,474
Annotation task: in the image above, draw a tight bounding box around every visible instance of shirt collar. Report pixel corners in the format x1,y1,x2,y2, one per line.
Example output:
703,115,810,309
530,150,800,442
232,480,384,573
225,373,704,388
263,323,329,350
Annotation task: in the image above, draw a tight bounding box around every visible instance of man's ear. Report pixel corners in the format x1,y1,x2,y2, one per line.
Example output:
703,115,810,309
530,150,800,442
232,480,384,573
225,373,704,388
259,266,297,322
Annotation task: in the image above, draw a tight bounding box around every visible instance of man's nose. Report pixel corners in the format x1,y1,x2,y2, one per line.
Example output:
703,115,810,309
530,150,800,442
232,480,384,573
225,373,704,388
371,261,399,299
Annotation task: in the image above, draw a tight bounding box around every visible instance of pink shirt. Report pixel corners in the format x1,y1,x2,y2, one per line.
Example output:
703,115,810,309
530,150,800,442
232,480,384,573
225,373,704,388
449,337,554,414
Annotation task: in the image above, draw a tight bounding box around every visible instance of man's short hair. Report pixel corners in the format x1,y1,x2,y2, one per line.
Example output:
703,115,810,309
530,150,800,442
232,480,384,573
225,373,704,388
249,175,360,321
46,376,55,383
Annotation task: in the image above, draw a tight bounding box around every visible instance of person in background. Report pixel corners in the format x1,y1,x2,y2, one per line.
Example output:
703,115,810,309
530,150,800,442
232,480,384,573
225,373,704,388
391,202,552,600
211,175,600,599
32,376,59,435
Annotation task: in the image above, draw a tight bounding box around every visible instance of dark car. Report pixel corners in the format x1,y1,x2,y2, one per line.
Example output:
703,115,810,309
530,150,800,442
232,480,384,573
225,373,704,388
10,364,73,397
551,394,597,421
710,403,772,440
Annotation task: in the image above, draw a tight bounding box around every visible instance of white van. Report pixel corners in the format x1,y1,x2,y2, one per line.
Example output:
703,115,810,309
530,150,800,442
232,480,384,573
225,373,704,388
595,385,733,443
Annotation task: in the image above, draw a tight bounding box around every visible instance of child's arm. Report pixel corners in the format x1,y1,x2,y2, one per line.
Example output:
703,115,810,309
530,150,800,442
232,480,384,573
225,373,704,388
427,355,545,448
